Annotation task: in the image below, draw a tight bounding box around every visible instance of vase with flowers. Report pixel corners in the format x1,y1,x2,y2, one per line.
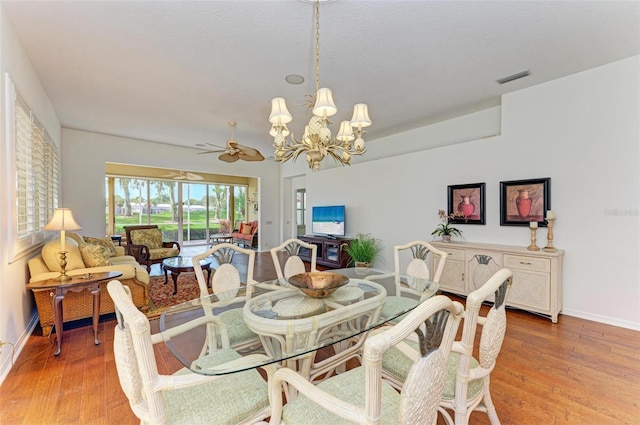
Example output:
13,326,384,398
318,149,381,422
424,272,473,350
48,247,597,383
431,209,466,242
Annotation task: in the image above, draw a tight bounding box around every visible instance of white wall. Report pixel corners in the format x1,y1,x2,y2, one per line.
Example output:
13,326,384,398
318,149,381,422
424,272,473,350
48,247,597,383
303,56,640,329
61,129,282,251
0,6,62,384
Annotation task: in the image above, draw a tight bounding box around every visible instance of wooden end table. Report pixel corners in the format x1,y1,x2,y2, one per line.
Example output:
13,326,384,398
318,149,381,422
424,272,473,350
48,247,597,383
26,271,123,356
162,257,212,295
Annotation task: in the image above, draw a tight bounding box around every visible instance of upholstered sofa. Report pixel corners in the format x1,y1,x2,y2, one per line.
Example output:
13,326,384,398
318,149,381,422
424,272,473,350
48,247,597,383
27,233,149,334
124,225,180,272
232,220,258,249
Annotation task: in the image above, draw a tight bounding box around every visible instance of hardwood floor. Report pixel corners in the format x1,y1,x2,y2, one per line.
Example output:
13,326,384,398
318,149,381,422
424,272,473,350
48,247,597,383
1,251,639,424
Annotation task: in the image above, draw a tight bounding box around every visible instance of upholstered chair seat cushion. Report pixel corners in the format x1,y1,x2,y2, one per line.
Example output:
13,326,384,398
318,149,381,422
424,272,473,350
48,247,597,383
282,368,401,425
148,247,180,260
379,295,418,322
168,349,270,424
217,309,259,347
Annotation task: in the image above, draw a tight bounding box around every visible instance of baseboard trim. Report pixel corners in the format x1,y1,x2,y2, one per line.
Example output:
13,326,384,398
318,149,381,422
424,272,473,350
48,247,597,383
0,312,39,386
561,308,640,331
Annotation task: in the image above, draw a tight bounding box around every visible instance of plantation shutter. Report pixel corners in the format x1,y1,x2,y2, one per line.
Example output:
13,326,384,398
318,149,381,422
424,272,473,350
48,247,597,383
11,86,59,257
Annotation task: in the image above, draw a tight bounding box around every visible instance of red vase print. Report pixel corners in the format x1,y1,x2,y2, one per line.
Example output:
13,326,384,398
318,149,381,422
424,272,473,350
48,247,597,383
516,189,532,218
458,195,475,217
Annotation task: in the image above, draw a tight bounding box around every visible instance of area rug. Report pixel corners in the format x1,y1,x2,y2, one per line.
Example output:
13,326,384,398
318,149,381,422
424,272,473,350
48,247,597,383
146,273,208,319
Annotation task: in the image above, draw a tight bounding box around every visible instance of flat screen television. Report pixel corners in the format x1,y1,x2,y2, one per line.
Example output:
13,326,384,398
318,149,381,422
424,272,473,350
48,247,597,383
311,205,345,237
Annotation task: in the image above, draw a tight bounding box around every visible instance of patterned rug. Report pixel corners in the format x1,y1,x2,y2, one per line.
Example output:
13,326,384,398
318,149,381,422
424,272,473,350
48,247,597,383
146,272,207,319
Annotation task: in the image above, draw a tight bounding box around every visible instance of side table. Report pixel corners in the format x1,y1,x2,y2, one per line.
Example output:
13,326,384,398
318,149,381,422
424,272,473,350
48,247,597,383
209,233,233,247
27,271,123,356
162,257,212,295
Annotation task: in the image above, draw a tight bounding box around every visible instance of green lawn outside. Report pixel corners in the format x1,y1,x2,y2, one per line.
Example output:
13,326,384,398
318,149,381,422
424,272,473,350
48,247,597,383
113,212,238,240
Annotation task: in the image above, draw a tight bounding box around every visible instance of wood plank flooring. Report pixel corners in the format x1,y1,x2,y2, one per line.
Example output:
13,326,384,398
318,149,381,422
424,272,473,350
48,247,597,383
1,251,639,424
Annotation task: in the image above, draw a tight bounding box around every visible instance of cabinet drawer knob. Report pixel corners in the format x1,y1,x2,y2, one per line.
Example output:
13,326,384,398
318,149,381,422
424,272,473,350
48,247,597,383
520,261,532,265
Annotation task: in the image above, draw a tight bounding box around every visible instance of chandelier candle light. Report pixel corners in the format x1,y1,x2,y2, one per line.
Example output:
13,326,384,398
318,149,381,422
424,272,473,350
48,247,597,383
43,208,82,281
268,0,372,171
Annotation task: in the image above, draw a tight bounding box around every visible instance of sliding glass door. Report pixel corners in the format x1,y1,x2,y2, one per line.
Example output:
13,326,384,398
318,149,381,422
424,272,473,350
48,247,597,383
108,177,246,245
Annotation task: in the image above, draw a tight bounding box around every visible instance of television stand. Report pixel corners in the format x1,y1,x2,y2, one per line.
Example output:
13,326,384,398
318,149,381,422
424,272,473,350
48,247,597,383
298,235,352,269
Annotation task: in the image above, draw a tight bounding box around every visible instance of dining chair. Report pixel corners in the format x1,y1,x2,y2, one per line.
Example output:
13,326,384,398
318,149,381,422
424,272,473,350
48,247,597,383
380,268,513,425
263,294,464,425
107,280,273,425
193,242,261,352
270,238,317,280
366,240,448,321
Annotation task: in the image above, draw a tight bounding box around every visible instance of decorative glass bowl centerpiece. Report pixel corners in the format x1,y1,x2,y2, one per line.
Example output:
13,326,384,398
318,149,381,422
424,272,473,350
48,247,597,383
288,272,349,298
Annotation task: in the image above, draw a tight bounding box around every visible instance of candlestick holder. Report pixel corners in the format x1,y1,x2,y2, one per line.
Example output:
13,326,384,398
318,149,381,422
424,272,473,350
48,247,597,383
54,251,72,281
527,228,540,251
543,218,558,252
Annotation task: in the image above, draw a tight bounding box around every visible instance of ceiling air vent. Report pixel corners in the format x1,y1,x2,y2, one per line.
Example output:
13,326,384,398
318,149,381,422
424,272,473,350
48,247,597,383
496,70,531,85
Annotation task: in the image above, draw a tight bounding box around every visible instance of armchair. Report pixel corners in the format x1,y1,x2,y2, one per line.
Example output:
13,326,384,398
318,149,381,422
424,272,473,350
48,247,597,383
379,269,513,425
124,225,180,272
107,280,272,425
232,220,259,249
265,295,464,425
270,238,317,280
366,240,448,322
193,243,261,352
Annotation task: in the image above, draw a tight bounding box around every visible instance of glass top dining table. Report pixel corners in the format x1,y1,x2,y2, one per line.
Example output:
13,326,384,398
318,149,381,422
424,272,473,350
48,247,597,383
158,267,438,376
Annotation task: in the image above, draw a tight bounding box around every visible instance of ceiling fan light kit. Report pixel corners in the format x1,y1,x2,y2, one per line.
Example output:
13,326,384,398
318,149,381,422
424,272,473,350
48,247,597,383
198,121,265,163
268,0,371,172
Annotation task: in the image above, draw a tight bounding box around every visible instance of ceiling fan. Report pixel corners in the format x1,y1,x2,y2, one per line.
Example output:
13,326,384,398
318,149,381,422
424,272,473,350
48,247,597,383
160,170,204,181
198,121,265,163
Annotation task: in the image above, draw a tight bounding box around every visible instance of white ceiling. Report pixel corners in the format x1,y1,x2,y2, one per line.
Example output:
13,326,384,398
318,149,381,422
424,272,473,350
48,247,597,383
4,1,640,157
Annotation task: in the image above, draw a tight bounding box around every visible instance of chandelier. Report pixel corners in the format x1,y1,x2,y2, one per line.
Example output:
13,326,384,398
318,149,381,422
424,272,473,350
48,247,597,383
268,0,372,171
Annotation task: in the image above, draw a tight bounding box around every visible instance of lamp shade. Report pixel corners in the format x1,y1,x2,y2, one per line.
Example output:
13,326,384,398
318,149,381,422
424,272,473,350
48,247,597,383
269,98,293,124
312,88,337,117
350,103,372,127
336,120,355,142
43,208,82,231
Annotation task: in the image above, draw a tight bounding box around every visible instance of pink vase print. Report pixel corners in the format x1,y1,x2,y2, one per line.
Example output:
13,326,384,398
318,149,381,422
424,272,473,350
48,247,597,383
458,195,475,217
516,189,532,218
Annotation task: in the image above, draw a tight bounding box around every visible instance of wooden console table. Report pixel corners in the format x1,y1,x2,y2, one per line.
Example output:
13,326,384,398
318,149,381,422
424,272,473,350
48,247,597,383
298,235,352,269
430,241,564,322
27,271,123,356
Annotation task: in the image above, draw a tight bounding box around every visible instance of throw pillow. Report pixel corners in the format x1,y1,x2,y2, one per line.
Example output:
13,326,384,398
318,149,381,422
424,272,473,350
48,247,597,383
241,224,253,235
41,237,85,272
84,236,117,258
79,243,113,267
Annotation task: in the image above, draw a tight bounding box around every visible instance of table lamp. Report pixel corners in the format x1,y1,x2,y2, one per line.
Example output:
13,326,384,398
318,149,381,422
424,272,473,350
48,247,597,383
43,208,82,281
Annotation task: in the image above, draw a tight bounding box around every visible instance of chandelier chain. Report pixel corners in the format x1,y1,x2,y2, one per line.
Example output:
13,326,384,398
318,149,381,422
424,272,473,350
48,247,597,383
268,0,371,171
315,0,320,93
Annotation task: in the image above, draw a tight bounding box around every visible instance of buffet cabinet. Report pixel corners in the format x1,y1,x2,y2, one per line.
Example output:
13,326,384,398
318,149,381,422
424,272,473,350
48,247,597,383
298,235,352,269
430,241,564,323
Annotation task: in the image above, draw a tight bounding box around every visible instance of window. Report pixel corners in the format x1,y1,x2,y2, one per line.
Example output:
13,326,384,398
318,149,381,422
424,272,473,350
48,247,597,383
7,75,59,259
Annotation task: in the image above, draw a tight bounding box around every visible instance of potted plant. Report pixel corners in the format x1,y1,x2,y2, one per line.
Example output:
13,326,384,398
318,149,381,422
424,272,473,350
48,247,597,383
343,233,383,268
431,209,466,242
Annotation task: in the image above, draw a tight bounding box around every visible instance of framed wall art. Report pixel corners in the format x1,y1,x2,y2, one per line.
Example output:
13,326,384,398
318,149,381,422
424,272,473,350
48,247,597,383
447,182,486,225
500,177,551,226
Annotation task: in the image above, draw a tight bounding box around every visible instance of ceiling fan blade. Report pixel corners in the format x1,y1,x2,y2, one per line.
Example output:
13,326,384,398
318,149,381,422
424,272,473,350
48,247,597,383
198,149,226,154
205,142,227,149
185,173,204,181
219,153,240,163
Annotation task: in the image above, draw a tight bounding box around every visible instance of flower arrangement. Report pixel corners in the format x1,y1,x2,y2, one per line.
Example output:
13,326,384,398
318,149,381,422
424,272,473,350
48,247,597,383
431,209,466,241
